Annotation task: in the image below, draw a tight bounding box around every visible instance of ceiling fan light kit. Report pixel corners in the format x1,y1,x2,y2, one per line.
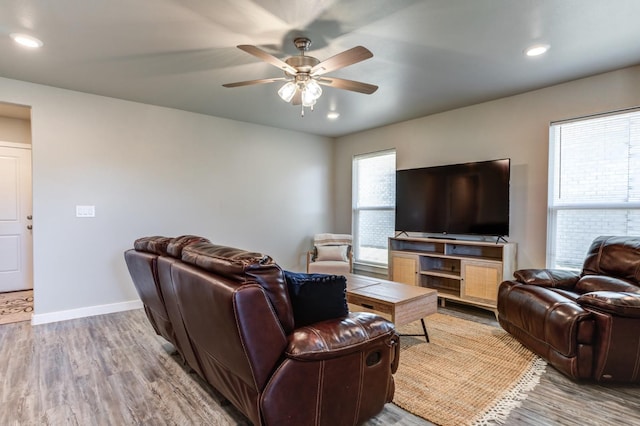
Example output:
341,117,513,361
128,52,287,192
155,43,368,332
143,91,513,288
278,82,297,102
223,37,377,117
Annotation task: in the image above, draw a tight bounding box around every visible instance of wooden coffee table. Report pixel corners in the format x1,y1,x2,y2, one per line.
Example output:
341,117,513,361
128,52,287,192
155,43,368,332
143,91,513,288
345,273,438,341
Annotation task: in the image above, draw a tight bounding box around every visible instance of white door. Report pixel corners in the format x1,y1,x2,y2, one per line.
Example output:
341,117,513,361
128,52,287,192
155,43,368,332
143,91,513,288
0,144,33,292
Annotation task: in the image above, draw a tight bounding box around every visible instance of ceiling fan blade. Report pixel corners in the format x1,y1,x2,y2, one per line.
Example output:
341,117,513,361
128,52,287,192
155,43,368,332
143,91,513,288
237,45,298,75
310,46,373,76
317,77,378,94
222,77,286,88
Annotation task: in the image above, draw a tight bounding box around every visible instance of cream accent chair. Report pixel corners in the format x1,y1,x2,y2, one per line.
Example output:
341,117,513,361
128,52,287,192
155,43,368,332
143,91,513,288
307,233,353,274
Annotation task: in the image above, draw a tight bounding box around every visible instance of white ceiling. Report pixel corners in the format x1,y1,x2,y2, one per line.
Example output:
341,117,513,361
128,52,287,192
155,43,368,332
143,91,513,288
1,0,640,137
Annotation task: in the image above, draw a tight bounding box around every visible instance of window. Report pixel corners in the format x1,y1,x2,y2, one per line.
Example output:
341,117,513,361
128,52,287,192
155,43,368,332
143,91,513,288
547,109,640,269
352,150,396,266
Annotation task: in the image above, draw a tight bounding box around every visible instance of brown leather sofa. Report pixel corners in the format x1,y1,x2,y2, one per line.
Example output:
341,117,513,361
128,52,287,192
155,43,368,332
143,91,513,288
125,235,399,425
498,236,640,382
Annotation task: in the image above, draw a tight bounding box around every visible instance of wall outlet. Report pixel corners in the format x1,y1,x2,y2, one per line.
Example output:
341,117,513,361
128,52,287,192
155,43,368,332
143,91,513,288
76,205,96,217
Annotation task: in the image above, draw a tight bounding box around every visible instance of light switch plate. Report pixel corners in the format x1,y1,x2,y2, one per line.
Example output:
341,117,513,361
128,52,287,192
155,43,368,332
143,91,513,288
76,205,96,217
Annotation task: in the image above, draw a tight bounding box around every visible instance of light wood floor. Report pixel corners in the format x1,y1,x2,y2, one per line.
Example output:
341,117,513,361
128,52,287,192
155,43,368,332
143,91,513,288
0,305,638,425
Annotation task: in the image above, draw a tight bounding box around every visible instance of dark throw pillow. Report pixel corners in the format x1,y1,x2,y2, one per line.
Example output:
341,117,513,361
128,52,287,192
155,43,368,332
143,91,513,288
284,271,349,328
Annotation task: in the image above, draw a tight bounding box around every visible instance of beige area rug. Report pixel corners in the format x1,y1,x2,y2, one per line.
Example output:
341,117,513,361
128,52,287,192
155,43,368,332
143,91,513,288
394,313,546,426
0,290,34,325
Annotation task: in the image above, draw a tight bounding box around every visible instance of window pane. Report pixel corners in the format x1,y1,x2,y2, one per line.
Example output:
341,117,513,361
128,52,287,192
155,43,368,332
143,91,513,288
355,153,396,208
355,209,395,264
556,114,640,203
554,209,640,269
353,150,396,266
548,109,640,269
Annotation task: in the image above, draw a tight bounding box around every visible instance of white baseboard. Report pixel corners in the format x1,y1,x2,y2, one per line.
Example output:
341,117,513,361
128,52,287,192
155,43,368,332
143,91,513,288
31,299,143,325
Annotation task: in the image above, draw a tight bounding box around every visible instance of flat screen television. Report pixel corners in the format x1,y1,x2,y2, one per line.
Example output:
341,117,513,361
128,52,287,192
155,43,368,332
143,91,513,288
395,158,510,237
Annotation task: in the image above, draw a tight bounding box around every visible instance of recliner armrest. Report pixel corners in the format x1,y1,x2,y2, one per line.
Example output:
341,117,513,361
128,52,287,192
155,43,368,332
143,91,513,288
286,312,398,362
578,291,640,318
514,268,580,289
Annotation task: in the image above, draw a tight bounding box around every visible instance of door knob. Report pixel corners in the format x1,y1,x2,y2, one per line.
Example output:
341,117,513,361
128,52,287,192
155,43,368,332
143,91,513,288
27,215,32,220
27,225,33,230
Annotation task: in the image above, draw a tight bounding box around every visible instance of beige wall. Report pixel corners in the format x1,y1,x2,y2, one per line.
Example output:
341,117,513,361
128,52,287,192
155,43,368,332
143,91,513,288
0,76,334,318
335,65,640,269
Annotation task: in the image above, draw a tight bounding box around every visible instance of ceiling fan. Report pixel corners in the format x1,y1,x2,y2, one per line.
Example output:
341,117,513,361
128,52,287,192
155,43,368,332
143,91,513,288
223,37,378,115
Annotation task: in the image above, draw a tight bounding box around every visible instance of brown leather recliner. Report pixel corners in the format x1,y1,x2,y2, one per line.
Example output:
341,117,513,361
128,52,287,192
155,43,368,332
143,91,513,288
498,236,640,382
125,236,400,425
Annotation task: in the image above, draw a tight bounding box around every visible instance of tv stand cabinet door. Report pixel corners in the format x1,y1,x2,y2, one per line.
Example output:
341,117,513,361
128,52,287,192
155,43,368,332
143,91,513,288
390,253,418,286
460,260,502,306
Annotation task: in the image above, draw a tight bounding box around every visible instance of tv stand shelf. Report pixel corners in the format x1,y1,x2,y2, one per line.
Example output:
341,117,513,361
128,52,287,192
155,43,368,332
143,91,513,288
388,237,516,315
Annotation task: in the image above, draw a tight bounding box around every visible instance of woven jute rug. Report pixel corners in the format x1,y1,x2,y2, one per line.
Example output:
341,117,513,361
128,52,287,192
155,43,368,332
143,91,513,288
0,290,34,325
394,313,546,426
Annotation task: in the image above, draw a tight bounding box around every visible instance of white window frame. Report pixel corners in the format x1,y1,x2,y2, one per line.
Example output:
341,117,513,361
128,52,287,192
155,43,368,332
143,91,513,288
546,107,640,269
352,149,396,269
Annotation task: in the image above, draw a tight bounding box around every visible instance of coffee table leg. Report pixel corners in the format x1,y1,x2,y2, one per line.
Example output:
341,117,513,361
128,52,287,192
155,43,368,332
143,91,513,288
421,318,429,343
399,318,430,342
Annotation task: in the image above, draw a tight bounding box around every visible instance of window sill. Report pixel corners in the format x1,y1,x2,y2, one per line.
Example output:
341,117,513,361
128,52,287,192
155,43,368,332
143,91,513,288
353,262,388,279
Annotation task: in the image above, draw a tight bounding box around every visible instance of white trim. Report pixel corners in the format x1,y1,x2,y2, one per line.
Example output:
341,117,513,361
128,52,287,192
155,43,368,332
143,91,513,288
353,262,388,277
31,299,143,325
352,148,396,161
550,106,640,126
0,140,31,149
550,202,640,209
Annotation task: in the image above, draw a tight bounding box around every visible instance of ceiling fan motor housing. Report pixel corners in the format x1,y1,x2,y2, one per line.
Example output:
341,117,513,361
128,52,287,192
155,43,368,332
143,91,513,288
284,55,320,76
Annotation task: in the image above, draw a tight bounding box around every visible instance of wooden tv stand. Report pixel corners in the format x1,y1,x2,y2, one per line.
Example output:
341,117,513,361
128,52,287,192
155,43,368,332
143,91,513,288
388,236,516,315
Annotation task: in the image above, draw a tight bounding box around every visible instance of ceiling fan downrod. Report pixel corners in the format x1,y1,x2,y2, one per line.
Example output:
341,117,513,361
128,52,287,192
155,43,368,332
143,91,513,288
293,37,312,54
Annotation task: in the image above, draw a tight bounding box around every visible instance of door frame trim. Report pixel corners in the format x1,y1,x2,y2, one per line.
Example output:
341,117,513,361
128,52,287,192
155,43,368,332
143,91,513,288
0,141,31,149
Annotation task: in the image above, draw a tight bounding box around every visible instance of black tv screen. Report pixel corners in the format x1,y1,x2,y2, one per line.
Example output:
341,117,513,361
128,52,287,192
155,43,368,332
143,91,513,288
395,159,510,236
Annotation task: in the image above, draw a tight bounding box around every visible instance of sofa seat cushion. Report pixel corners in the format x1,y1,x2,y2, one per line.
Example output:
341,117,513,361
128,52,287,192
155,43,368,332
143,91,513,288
579,291,640,317
575,275,640,294
284,271,348,328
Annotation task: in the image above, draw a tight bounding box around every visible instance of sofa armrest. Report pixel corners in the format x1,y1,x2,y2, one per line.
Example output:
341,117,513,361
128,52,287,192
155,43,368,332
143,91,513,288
286,312,398,362
578,291,640,318
514,268,580,289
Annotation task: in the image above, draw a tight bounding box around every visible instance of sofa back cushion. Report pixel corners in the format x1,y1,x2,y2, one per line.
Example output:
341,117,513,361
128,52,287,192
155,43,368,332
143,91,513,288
582,236,640,286
166,235,210,258
181,242,294,333
133,236,172,256
169,262,287,424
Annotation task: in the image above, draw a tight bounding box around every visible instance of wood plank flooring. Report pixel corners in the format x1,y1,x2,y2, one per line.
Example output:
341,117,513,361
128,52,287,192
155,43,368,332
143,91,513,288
0,305,638,425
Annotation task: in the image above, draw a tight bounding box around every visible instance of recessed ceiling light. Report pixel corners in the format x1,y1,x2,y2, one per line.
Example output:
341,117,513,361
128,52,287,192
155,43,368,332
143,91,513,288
327,111,340,120
10,33,43,49
525,44,549,57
